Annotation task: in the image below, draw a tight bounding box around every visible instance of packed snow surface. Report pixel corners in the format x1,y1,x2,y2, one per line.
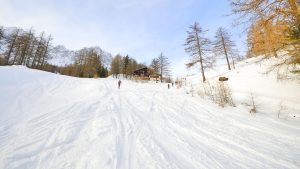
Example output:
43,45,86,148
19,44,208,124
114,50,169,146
0,64,300,169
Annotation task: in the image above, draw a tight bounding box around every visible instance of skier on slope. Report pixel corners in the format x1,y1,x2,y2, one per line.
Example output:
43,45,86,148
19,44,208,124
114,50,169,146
118,80,122,89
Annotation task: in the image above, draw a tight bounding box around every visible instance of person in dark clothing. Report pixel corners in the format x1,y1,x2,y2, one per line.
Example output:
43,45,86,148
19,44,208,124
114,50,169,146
118,80,122,89
168,84,170,89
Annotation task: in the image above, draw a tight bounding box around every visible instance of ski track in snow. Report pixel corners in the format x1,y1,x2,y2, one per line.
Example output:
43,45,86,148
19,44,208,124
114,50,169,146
0,66,300,169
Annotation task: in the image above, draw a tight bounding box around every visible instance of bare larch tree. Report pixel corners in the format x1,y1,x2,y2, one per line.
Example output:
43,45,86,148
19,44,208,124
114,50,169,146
213,27,236,70
184,22,213,82
158,52,171,83
150,58,160,75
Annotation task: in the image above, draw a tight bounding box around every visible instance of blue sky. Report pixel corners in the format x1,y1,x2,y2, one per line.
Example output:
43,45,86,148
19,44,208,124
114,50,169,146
0,0,247,76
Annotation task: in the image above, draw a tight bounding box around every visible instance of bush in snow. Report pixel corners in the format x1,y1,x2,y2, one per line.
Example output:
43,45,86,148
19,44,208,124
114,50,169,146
202,81,215,101
243,92,258,115
197,80,234,107
216,81,235,107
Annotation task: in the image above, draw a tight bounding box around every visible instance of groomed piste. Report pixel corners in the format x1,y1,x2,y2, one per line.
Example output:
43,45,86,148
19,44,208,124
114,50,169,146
0,60,299,169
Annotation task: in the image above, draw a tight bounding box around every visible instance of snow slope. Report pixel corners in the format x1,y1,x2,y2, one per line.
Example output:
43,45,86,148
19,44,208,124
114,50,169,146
185,56,300,118
0,65,300,169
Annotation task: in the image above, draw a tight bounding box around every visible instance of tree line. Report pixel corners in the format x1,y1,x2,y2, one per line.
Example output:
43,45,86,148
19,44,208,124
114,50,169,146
0,26,172,81
184,23,241,82
60,47,110,78
0,26,111,78
0,27,52,69
110,54,147,78
110,52,172,82
184,0,299,82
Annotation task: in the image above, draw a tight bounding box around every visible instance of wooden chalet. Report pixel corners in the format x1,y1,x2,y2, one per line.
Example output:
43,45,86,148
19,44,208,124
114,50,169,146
133,67,150,77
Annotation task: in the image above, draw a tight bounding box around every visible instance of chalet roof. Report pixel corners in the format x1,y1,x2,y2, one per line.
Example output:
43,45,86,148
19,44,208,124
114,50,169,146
134,67,148,71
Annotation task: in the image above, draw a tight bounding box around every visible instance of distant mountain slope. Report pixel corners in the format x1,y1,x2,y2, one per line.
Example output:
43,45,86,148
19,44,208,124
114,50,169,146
47,45,75,66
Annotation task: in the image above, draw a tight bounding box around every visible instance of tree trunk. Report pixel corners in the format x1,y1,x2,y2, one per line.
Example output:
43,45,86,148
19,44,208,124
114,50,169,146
21,32,33,65
31,47,39,68
196,31,206,82
5,30,19,64
221,34,231,70
32,33,44,68
6,46,14,64
26,39,36,66
40,35,51,69
231,56,235,69
12,44,21,64
160,64,163,83
200,55,206,82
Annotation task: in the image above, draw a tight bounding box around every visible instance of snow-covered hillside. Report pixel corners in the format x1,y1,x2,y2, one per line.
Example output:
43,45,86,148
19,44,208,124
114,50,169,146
0,63,300,169
185,56,300,118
